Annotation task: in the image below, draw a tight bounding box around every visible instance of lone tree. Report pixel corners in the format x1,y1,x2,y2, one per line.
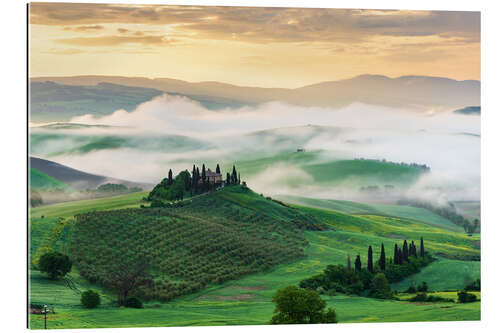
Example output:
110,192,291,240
39,251,72,280
367,246,374,273
354,255,362,272
270,285,338,324
420,237,425,257
378,243,386,271
103,259,152,306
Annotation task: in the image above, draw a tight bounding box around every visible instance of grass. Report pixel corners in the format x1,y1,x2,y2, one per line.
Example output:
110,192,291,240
277,195,462,232
392,258,481,292
30,168,73,192
29,185,480,329
233,151,425,188
30,190,147,219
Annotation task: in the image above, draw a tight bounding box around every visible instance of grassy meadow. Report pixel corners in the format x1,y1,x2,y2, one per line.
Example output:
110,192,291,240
29,185,480,328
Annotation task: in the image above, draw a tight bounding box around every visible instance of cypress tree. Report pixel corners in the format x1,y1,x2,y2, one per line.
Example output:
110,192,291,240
367,246,374,273
216,164,221,174
347,255,352,271
191,165,197,189
354,255,362,272
231,165,237,185
394,244,399,265
403,240,409,262
379,243,386,270
168,169,173,185
420,237,425,257
238,172,241,184
398,248,403,264
411,241,417,257
226,172,231,185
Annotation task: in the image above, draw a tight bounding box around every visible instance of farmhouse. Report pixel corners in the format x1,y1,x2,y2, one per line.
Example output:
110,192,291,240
205,169,222,184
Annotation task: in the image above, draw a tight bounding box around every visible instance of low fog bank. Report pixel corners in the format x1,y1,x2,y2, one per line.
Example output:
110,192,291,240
30,93,480,203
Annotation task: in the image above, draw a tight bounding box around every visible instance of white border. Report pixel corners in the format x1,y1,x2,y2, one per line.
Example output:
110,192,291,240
3,0,499,332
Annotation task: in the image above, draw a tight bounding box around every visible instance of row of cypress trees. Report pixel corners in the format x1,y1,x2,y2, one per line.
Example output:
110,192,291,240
164,163,241,195
349,237,425,273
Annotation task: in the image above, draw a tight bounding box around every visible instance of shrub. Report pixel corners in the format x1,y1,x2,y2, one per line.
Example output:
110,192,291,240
417,281,428,292
81,290,101,309
370,273,392,299
409,292,428,302
464,278,480,291
38,252,72,279
457,291,477,303
124,297,143,308
406,284,417,293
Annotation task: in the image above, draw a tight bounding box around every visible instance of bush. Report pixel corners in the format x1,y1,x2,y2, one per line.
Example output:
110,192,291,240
409,292,428,302
370,273,392,299
408,292,453,303
38,252,72,279
81,290,101,309
457,291,477,303
405,284,417,293
417,281,428,292
464,278,480,291
124,297,143,308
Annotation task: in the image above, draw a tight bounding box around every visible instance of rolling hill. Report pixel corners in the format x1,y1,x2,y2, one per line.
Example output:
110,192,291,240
31,75,480,120
30,168,74,192
30,156,152,190
29,183,480,328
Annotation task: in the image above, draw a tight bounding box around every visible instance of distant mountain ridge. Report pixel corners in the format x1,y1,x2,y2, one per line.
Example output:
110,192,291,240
453,106,481,115
31,74,480,116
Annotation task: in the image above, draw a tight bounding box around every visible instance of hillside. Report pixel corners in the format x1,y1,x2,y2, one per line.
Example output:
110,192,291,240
453,106,480,115
30,156,151,190
30,168,73,191
31,74,480,117
30,81,163,122
235,151,427,188
67,185,324,301
276,195,462,232
30,81,253,122
29,184,480,328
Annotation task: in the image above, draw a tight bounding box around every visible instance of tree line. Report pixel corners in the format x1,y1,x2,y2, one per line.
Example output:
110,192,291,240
147,163,241,202
300,237,434,299
397,198,480,234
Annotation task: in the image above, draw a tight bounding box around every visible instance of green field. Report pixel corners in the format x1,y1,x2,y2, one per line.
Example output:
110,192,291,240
30,168,73,191
276,195,462,232
233,152,426,188
29,185,480,329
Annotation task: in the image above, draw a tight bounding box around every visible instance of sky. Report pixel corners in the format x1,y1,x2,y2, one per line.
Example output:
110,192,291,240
29,3,480,88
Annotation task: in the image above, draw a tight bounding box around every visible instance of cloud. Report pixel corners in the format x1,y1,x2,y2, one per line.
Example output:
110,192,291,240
60,94,479,200
30,3,479,45
64,25,104,32
56,35,177,47
42,48,84,55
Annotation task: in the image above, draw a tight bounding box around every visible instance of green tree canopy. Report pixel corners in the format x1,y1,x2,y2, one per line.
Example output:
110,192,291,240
370,273,392,299
39,251,72,279
270,285,338,324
